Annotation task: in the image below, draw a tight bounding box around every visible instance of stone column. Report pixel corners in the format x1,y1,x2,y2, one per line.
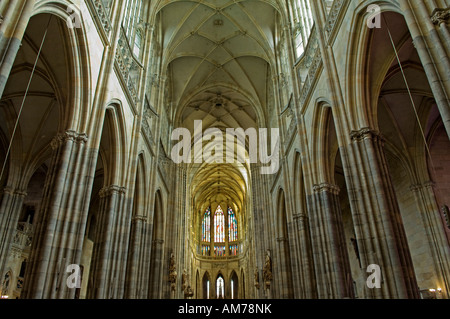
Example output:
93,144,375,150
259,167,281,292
0,187,27,276
410,181,450,298
124,215,147,299
292,213,316,299
399,1,450,137
21,130,90,299
0,0,35,99
431,8,450,53
88,184,126,299
250,164,267,299
275,236,293,298
311,183,354,299
346,128,419,299
148,239,164,298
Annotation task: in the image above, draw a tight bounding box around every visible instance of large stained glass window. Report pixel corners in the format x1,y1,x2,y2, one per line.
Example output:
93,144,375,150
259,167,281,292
202,207,211,242
228,207,238,242
214,206,225,243
199,204,240,257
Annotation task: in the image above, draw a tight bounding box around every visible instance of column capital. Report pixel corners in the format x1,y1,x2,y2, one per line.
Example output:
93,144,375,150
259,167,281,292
431,8,450,25
99,185,126,198
293,213,309,221
152,239,164,247
51,130,88,150
131,215,147,223
313,183,340,195
350,127,384,142
410,180,435,191
2,187,27,197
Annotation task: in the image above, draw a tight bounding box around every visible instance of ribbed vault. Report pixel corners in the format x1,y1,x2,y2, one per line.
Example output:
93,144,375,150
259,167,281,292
156,0,279,236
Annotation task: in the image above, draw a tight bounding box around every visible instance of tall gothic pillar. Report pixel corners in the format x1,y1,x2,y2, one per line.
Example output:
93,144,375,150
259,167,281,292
0,187,27,276
0,0,35,99
21,130,89,299
148,238,164,298
410,181,450,298
124,215,148,299
399,1,450,137
292,213,316,298
88,184,127,299
311,183,354,299
250,164,268,299
275,236,293,298
346,128,419,299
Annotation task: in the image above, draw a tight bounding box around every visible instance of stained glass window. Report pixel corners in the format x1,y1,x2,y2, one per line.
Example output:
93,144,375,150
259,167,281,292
230,244,238,256
214,246,226,257
214,206,225,243
201,245,210,256
228,207,238,242
202,207,211,242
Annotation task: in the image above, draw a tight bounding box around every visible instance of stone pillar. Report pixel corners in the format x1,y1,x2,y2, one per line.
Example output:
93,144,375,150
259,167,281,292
410,181,450,298
431,8,450,53
399,1,450,137
250,164,267,299
0,187,27,276
275,237,293,298
311,183,354,299
148,239,164,298
292,213,316,299
21,130,89,299
124,215,147,299
346,128,419,299
0,0,35,99
88,184,126,299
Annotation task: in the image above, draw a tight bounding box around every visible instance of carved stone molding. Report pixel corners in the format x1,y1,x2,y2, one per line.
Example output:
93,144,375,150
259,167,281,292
51,130,88,150
442,205,450,228
90,0,112,33
99,185,126,198
2,187,27,197
431,8,450,25
293,213,309,222
410,181,435,192
152,239,164,246
313,183,340,195
131,215,147,223
350,127,383,142
325,0,346,38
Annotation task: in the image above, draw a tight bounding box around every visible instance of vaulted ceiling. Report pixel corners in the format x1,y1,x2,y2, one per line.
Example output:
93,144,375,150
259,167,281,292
157,0,279,130
155,0,280,219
